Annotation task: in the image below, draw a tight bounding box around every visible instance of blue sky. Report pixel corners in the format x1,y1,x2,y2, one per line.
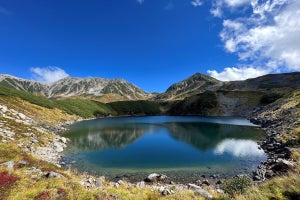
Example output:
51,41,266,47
0,0,299,92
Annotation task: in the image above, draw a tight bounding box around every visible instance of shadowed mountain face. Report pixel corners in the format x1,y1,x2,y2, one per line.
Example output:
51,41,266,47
0,75,151,102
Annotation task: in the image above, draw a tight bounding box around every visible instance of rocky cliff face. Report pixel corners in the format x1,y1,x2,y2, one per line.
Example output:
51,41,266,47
0,75,151,101
162,72,300,116
154,73,222,101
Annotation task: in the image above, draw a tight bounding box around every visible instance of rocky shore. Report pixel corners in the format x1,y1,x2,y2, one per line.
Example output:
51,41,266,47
1,96,299,199
250,97,299,182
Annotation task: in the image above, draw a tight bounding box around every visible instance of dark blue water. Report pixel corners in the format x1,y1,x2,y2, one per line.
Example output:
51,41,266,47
63,116,266,182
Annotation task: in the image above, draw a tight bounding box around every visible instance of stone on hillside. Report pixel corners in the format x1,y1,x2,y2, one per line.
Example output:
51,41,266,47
160,186,171,196
114,182,120,188
95,179,102,187
45,171,65,178
60,137,67,144
202,179,210,186
117,180,125,185
188,183,213,199
272,159,294,172
0,161,14,172
265,170,275,178
18,160,29,167
0,105,7,113
145,173,168,182
136,181,146,188
53,142,64,152
17,113,26,120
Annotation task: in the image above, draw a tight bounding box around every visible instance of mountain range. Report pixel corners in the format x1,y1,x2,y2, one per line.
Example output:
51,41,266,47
1,72,300,116
0,75,151,102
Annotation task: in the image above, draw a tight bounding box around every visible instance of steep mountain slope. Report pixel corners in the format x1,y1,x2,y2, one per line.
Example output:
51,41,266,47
0,75,151,102
164,72,300,116
0,75,49,96
154,73,221,101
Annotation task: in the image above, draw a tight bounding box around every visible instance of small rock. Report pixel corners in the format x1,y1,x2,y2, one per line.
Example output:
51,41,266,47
272,159,294,172
265,170,275,178
196,180,202,186
117,180,125,185
87,177,93,184
0,105,8,113
95,179,102,187
45,171,65,178
80,181,85,186
161,189,171,196
145,173,168,182
169,181,176,185
1,161,14,172
18,160,29,167
114,182,120,188
60,137,67,144
17,113,26,120
136,181,145,188
216,189,224,194
188,183,213,199
202,179,210,186
210,174,217,179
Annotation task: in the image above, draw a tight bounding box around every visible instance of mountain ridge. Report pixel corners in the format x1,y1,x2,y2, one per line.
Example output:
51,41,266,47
0,74,151,102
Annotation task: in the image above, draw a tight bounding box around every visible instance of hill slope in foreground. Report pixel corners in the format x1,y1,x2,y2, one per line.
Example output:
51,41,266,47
0,72,299,199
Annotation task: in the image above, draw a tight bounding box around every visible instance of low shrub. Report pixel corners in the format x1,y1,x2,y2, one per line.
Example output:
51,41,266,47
221,175,252,197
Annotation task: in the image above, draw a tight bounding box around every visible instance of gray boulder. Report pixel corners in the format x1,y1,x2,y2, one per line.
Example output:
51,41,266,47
188,183,213,199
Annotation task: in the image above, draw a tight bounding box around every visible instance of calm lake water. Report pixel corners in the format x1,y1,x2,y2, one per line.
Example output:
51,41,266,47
62,116,266,183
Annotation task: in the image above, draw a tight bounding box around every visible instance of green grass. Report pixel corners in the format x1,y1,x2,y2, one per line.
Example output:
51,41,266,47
0,85,55,109
54,98,116,118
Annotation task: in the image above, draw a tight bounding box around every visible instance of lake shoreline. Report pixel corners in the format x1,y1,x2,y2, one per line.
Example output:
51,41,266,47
55,115,266,186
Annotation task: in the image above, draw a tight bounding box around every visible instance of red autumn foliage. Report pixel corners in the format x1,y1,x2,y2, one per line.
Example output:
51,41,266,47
0,171,19,187
0,171,19,199
34,192,50,200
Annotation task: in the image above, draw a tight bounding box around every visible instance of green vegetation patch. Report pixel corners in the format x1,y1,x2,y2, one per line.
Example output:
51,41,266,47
55,98,116,118
0,85,54,109
108,100,161,116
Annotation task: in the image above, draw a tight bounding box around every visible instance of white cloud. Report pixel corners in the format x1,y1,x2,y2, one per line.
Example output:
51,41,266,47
210,0,252,17
220,0,300,71
207,66,270,81
136,0,144,4
31,66,69,83
208,0,300,81
191,0,203,7
214,139,265,157
223,0,252,8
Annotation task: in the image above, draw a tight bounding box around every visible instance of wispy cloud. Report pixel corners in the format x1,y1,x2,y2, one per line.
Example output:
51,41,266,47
165,1,175,11
31,66,69,83
207,0,300,81
136,0,144,5
0,6,12,16
191,0,203,7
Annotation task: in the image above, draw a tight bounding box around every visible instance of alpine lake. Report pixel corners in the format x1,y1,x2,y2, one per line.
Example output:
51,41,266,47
62,116,266,183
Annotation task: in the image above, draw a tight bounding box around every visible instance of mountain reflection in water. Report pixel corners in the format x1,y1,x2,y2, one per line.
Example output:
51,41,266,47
63,116,266,182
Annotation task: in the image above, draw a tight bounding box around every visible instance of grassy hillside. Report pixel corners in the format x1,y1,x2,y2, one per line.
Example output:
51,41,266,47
0,85,161,118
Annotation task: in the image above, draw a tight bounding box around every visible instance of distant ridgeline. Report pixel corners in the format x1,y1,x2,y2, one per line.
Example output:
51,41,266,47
0,72,300,118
